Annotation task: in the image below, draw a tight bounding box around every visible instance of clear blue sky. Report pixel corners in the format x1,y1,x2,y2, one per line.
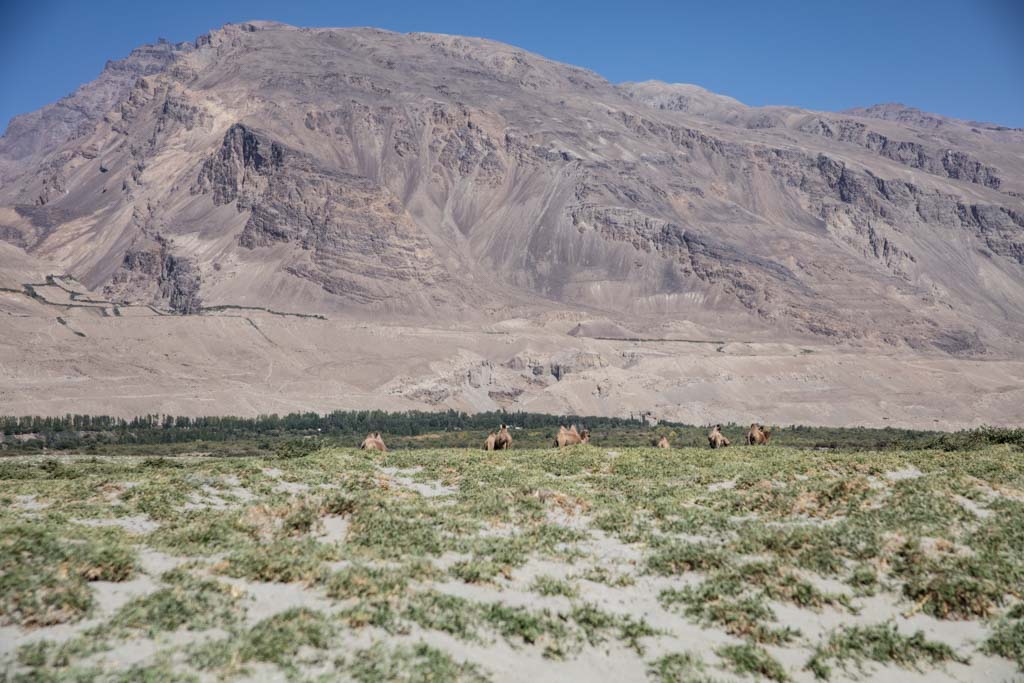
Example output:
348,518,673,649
2,0,1022,134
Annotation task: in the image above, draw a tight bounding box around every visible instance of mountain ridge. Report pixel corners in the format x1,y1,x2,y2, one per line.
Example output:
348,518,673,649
1,22,1022,425
2,22,1022,338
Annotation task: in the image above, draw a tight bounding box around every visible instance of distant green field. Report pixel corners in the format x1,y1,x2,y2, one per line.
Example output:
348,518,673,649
2,445,1022,681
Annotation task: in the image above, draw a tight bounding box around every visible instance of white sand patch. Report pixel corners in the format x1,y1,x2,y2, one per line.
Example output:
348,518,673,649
544,506,590,532
0,574,159,658
668,531,720,543
766,515,847,528
11,494,49,510
379,466,457,498
885,466,924,481
97,481,140,506
222,485,256,502
763,593,1011,683
422,560,730,682
272,480,311,494
398,476,456,497
708,480,736,491
983,482,1024,502
476,524,517,538
433,579,544,607
433,551,474,571
74,515,160,534
92,575,161,616
80,628,231,671
419,628,653,683
184,490,230,510
918,536,975,559
232,662,290,683
577,528,645,567
315,515,349,544
259,467,311,494
215,576,337,625
952,495,993,519
184,482,253,509
138,548,192,576
801,573,853,597
0,621,89,658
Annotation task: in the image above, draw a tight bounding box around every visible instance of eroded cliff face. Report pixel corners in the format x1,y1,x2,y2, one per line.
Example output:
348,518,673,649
192,123,459,307
105,236,202,314
1,22,1023,354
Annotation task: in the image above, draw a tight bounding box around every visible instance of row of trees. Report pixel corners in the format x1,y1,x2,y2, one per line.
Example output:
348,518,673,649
3,411,1018,452
0,409,647,443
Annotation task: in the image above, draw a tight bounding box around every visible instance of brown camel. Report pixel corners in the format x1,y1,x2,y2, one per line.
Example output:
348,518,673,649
746,424,761,445
483,432,496,451
746,424,771,445
708,425,730,449
656,435,671,449
359,431,387,452
554,425,591,448
494,424,513,450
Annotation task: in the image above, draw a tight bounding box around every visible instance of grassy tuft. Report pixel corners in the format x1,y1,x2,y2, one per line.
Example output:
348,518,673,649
647,651,717,683
982,612,1024,672
347,642,491,682
805,622,968,680
716,642,788,682
647,541,728,575
0,519,135,627
106,568,244,636
216,537,338,583
530,575,580,598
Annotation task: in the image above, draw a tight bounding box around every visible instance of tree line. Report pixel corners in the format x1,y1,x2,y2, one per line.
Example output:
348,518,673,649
0,409,643,443
1,411,1019,452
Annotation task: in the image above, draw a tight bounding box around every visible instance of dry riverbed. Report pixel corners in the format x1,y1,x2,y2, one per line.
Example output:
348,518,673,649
1,446,1022,682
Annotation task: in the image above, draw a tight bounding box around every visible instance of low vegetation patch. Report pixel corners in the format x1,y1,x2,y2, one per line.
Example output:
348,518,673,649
805,622,968,680
646,541,728,575
1,442,1021,682
716,642,788,682
191,607,335,677
322,561,436,601
106,568,245,636
215,537,339,583
982,604,1024,671
347,642,491,683
0,519,136,627
646,652,717,683
659,560,849,644
530,575,580,598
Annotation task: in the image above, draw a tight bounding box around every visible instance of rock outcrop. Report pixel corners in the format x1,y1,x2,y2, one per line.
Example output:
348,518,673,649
193,123,458,307
105,234,202,314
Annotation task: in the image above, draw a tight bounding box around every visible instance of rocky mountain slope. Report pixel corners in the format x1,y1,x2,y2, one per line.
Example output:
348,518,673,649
1,22,1022,424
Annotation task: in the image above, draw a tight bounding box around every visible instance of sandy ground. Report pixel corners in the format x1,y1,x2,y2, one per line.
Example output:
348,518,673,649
2,449,1021,681
2,290,1023,429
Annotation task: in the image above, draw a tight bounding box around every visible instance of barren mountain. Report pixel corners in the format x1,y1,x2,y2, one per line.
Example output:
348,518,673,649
1,21,1022,426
